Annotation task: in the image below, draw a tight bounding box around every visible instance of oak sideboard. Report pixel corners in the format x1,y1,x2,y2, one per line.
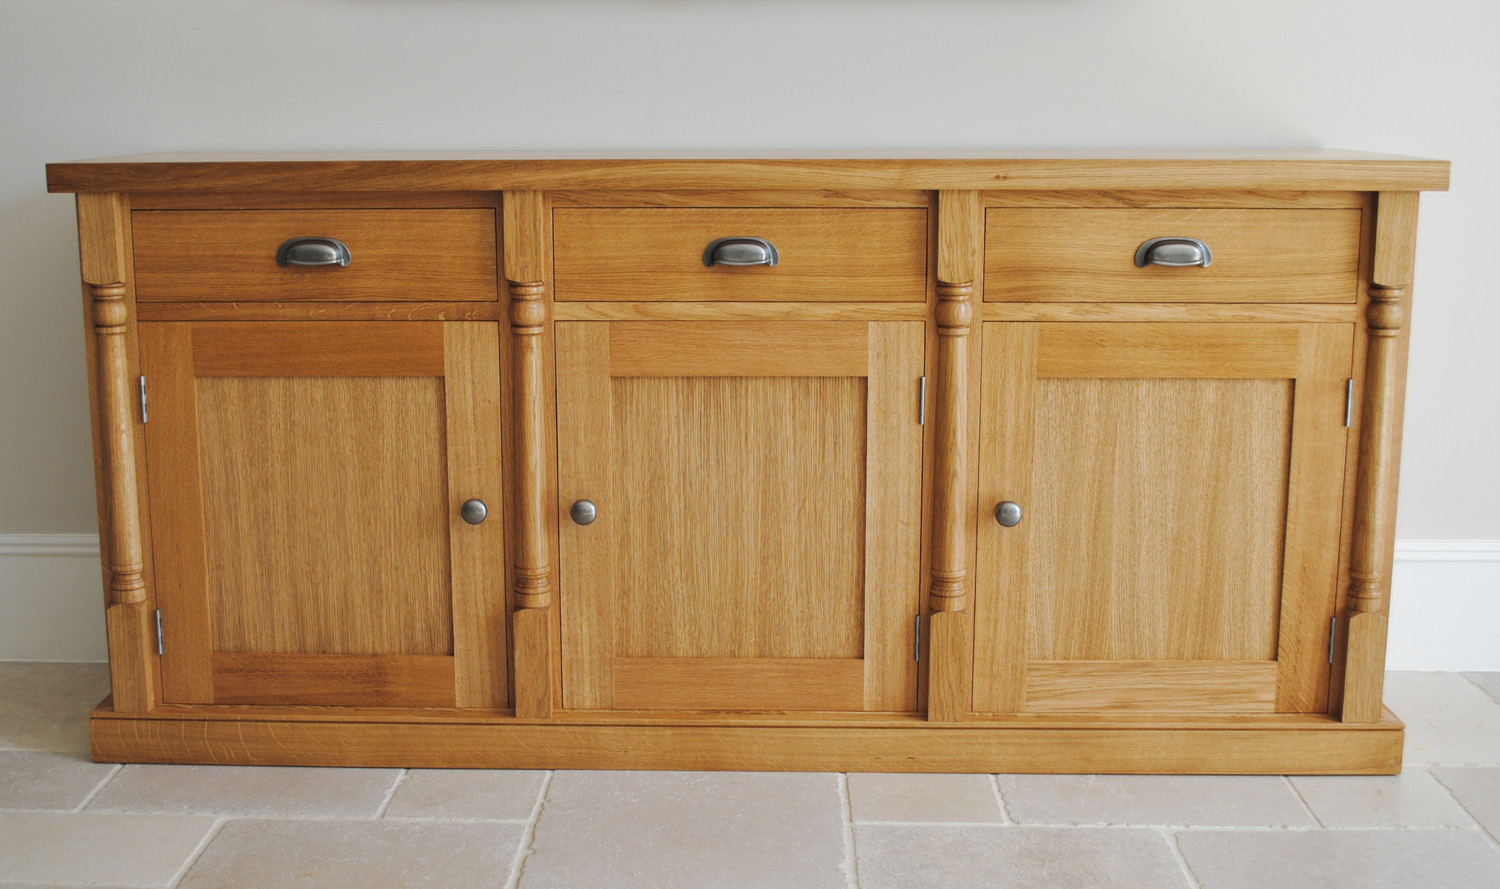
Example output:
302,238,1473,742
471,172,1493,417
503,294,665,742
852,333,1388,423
46,152,1450,773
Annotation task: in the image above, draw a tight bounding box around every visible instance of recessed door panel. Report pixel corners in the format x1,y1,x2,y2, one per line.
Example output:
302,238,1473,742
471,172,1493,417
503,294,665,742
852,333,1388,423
142,321,507,708
557,321,924,712
974,322,1352,715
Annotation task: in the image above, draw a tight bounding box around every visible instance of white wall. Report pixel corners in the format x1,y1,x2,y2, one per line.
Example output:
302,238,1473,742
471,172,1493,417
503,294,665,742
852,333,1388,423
1,1,1495,664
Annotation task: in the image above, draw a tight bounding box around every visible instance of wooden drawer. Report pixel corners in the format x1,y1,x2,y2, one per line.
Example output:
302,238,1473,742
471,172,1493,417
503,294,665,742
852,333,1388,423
553,208,928,301
985,208,1361,303
132,209,498,302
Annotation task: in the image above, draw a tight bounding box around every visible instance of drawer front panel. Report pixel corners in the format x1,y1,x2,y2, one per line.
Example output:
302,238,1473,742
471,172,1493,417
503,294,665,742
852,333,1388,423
553,208,928,301
132,209,498,302
985,208,1361,303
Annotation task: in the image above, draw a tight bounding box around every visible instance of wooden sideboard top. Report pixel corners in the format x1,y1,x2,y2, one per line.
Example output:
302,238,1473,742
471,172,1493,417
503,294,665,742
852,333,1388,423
47,150,1450,194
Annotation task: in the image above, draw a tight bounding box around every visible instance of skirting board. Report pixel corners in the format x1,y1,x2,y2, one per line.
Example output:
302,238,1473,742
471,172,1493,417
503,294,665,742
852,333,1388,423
2,534,1498,668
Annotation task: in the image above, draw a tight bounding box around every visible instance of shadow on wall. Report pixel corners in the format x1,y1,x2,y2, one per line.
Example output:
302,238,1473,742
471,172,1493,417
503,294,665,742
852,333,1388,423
0,190,101,532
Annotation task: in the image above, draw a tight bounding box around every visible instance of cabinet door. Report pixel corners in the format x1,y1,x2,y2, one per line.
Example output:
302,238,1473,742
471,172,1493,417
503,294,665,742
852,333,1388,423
974,322,1352,715
557,321,924,712
141,322,507,708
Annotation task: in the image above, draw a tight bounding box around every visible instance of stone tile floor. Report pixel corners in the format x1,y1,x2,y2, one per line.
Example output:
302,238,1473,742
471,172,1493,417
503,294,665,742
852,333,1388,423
1,665,1498,888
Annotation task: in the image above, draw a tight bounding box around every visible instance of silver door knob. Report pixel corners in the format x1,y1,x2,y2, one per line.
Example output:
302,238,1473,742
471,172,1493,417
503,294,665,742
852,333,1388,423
995,501,1023,527
703,237,779,267
460,499,488,525
570,499,597,525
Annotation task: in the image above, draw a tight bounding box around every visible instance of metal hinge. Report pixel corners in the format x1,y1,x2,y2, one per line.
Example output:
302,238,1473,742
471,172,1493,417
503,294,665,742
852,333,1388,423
1344,379,1353,428
1328,616,1337,664
138,375,148,424
154,609,164,656
918,376,927,426
914,614,922,661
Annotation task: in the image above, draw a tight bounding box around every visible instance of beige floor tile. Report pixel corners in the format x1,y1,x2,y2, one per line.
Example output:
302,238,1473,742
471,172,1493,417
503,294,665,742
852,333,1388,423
1465,672,1500,706
178,819,523,889
997,774,1313,827
848,773,1004,823
384,768,547,820
86,763,401,817
522,771,847,889
0,750,117,810
1386,671,1500,765
1290,769,1477,828
1432,767,1500,839
1178,828,1500,889
855,824,1189,889
0,810,216,886
0,662,110,753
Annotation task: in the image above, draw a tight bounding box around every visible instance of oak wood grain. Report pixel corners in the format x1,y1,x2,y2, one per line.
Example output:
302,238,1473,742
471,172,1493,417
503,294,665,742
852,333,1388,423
553,207,927,302
613,658,866,711
47,152,1452,195
78,193,157,713
88,707,1405,774
132,209,498,302
1023,661,1278,714
212,653,456,707
1343,192,1420,723
986,208,1361,303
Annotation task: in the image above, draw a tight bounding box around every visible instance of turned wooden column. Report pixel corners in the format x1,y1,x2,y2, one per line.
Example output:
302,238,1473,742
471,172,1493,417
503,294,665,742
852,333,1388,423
927,190,981,722
1342,192,1419,723
78,193,156,713
504,191,555,718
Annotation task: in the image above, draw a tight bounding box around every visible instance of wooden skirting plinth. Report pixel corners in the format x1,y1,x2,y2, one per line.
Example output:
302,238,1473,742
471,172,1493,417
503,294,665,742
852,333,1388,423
91,704,1403,775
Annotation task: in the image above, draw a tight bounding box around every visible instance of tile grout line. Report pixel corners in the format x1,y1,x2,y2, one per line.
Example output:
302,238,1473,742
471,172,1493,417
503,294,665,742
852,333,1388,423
503,770,553,889
71,762,123,813
1427,768,1500,853
166,816,228,889
1162,829,1206,889
837,773,860,889
989,774,1015,825
1281,774,1325,828
1458,673,1500,708
373,769,410,819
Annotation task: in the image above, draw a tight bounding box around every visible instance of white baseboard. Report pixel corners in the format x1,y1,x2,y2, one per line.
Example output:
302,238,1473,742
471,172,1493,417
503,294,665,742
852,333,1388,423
0,534,107,662
2,534,1497,669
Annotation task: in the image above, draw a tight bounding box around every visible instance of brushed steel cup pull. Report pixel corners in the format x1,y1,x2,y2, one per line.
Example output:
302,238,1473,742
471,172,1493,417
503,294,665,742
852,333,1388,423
276,237,352,267
1134,237,1212,268
995,501,1023,527
460,499,488,525
703,237,779,268
570,499,598,525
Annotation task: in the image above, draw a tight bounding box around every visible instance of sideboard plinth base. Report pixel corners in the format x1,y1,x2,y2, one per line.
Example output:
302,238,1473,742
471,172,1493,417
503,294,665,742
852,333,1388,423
90,701,1404,775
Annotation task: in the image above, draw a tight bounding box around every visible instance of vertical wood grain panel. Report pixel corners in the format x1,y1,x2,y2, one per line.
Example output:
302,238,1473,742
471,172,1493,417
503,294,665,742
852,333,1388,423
973,323,1037,714
863,322,925,712
140,323,215,703
445,324,509,708
1026,377,1291,661
195,376,453,655
1275,324,1353,712
611,376,867,660
556,322,615,710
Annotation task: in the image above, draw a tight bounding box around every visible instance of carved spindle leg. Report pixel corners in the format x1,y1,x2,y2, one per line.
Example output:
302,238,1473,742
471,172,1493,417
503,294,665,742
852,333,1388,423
93,281,156,712
927,190,980,723
77,193,157,715
1342,192,1419,724
509,279,554,718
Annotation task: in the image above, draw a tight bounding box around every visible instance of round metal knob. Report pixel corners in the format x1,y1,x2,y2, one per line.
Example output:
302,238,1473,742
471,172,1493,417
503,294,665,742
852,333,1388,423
460,499,488,525
570,499,597,526
995,501,1023,528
